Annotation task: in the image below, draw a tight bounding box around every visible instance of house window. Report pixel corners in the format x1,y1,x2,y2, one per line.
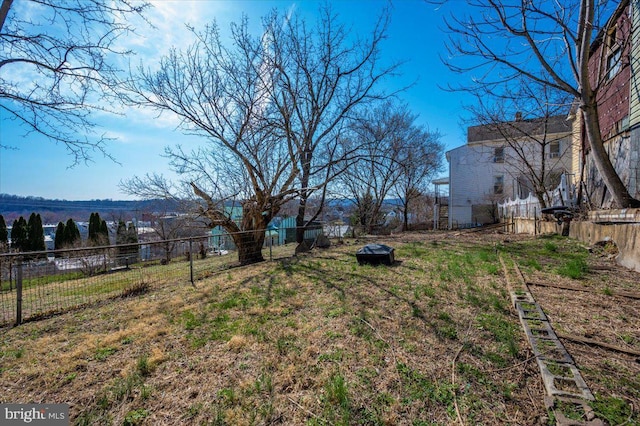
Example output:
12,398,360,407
621,115,630,131
615,115,630,134
607,48,622,80
549,140,560,158
493,175,504,195
606,27,621,80
493,147,504,163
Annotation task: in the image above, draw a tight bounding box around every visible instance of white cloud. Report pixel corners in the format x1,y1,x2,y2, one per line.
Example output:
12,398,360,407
123,104,185,131
102,130,133,144
118,1,232,60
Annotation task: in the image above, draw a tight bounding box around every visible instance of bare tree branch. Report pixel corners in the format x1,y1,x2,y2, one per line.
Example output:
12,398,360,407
444,0,639,208
263,4,404,242
124,18,301,264
0,0,149,165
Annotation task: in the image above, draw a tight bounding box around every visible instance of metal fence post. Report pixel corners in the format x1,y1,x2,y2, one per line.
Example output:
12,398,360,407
9,259,13,291
189,239,194,286
16,259,23,326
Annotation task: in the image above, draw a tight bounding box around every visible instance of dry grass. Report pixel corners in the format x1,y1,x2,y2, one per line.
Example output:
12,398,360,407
0,231,638,425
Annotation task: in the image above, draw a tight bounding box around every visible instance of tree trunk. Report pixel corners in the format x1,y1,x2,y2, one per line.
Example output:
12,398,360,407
576,147,587,206
296,156,312,244
581,104,640,208
0,0,14,33
295,199,306,245
235,231,265,265
403,203,409,232
534,189,548,209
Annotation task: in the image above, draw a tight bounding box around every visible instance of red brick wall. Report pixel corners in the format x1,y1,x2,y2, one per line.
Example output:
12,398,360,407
588,4,631,143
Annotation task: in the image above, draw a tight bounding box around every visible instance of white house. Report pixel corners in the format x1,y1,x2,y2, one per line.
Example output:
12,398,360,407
446,115,574,228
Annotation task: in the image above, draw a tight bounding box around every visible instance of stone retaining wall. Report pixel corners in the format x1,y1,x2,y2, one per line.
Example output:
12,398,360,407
506,209,640,273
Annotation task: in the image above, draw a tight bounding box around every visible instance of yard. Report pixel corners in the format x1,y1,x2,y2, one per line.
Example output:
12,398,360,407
0,231,638,425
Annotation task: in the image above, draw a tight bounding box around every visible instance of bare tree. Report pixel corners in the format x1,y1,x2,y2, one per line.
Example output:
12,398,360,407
444,0,640,208
123,20,299,265
464,79,574,208
262,5,402,243
393,121,443,231
338,101,419,234
0,0,149,164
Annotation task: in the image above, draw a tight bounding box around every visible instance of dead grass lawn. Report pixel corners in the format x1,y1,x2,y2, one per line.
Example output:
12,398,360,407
0,231,638,425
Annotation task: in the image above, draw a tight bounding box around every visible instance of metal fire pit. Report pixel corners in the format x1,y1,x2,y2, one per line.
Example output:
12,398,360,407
356,244,395,266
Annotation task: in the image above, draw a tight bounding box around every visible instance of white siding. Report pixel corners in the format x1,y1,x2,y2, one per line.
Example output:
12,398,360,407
447,131,572,227
449,206,472,228
448,144,508,226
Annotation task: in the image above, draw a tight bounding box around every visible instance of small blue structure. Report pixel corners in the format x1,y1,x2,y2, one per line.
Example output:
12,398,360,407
276,216,323,245
265,223,279,246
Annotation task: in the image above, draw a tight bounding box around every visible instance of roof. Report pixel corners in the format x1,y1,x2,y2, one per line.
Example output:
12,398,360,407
467,114,571,144
432,177,450,185
589,0,629,55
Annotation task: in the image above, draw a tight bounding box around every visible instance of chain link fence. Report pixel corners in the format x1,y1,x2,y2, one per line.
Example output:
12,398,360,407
0,229,302,327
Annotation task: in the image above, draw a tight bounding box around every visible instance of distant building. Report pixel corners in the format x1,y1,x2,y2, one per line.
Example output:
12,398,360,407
446,115,573,228
271,216,322,245
209,207,243,250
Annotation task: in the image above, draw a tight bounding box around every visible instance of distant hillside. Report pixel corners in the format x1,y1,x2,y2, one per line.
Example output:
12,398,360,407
0,194,406,225
0,194,176,224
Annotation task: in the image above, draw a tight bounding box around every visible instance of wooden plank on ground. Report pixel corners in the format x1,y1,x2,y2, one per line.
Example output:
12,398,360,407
527,281,640,299
557,333,640,357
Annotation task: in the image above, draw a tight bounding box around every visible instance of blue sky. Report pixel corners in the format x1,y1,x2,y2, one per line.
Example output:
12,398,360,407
0,0,472,201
